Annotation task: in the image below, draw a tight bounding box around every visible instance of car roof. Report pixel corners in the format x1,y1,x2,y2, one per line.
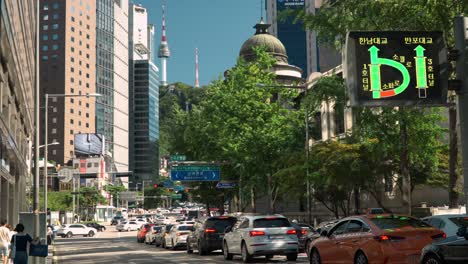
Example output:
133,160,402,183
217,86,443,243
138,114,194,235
240,214,287,221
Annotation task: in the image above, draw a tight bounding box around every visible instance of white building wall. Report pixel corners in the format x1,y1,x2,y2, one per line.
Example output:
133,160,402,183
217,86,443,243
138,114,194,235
130,4,149,60
113,0,129,174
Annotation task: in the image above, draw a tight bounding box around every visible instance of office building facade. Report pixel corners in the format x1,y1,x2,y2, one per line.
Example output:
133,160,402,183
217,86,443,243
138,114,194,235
0,0,36,223
266,0,341,75
39,0,97,166
129,4,160,185
96,0,129,175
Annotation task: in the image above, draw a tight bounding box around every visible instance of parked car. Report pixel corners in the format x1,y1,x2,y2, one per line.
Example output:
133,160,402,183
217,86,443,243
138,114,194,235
308,214,445,264
137,224,155,243
111,215,125,225
291,222,313,253
145,226,163,245
157,224,174,248
420,226,468,264
164,224,193,249
423,214,468,239
130,218,147,225
187,216,237,255
57,224,98,238
85,222,106,232
223,214,299,262
116,221,140,232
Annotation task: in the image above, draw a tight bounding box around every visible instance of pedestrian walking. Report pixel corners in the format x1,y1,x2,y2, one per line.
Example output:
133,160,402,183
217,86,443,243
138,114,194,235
10,224,37,264
5,225,15,264
0,220,10,264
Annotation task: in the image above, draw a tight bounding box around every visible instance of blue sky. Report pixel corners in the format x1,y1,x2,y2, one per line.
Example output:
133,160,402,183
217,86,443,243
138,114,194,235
134,0,265,87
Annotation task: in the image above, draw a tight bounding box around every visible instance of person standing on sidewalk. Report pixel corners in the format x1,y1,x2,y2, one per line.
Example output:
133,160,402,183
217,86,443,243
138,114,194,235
10,224,36,264
5,225,15,264
0,220,11,264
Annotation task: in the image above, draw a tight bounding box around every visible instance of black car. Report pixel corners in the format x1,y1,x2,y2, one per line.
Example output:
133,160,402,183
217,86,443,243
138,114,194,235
86,222,106,232
111,216,125,225
291,222,313,253
304,220,338,258
420,226,468,264
186,216,237,255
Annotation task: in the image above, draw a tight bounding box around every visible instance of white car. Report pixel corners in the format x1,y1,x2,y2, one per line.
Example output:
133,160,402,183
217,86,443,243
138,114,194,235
116,221,140,232
131,218,148,225
145,225,163,244
164,224,193,249
223,215,299,262
57,224,98,238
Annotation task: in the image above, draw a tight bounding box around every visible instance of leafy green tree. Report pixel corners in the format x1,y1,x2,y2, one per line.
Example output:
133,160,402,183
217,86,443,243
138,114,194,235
103,184,126,207
78,187,107,221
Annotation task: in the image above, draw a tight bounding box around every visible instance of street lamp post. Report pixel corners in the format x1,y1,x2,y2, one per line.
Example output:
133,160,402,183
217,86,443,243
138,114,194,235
43,93,100,224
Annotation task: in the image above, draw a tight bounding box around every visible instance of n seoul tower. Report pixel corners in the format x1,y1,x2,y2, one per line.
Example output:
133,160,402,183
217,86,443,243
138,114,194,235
158,0,170,86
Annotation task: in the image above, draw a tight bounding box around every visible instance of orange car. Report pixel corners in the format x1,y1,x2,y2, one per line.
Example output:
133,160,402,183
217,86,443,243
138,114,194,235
137,223,155,243
308,214,445,264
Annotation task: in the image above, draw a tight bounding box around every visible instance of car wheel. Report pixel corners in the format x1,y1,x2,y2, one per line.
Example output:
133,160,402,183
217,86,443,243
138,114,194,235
198,240,206,256
162,240,166,249
355,251,368,264
66,232,73,238
171,239,176,250
287,253,297,261
241,242,252,263
88,231,95,238
310,249,321,264
187,241,193,254
266,254,273,260
223,241,233,260
424,255,443,264
305,240,311,258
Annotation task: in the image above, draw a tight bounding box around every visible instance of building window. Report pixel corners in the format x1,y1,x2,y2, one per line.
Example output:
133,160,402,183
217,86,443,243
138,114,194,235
53,14,59,20
42,45,48,51
78,101,82,106
70,140,74,145
42,35,48,41
43,4,49,10
71,47,74,53
51,55,58,59
51,128,57,134
71,16,75,22
52,3,59,9
70,130,74,135
52,107,57,113
85,123,89,128
86,103,89,108
86,54,89,59
86,63,89,68
71,27,75,32
70,98,74,103
86,73,89,78
79,70,82,76
52,139,58,143
71,67,74,72
52,118,57,123
43,25,48,30
70,88,74,93
87,163,92,168
52,150,57,155
52,44,58,50
43,15,49,20
86,25,90,30
71,57,74,62
86,83,89,88
52,97,57,103
85,113,89,118
52,34,58,40
78,111,81,116
70,119,74,124
42,56,48,61
70,109,74,114
86,44,89,49
79,121,82,126
71,37,75,42
52,24,58,29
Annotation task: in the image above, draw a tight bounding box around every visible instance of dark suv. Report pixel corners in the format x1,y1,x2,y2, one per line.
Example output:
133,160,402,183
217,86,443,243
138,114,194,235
111,216,125,225
186,216,237,255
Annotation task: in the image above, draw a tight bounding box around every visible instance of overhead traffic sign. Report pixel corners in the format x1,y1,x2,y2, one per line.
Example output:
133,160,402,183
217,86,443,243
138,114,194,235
170,165,220,181
346,31,448,106
170,155,186,162
216,181,236,189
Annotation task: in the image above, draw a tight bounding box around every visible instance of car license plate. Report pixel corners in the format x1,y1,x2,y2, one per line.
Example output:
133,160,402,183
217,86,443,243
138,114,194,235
269,235,284,240
407,255,419,264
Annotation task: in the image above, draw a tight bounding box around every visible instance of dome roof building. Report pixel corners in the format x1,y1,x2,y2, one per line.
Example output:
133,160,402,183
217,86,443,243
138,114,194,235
238,19,304,84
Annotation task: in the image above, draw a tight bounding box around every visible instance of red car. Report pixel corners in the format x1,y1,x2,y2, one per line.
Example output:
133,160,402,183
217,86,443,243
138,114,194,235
137,224,155,243
309,214,445,264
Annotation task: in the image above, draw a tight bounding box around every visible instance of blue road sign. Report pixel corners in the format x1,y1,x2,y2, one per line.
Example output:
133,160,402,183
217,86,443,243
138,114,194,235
170,165,220,181
216,182,236,189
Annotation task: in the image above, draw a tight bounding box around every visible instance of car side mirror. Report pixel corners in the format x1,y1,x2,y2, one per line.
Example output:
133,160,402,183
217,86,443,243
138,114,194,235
320,230,328,237
225,225,233,233
456,226,467,239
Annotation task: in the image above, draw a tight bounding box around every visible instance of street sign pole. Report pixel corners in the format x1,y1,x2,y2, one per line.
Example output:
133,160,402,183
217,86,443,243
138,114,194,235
454,17,468,210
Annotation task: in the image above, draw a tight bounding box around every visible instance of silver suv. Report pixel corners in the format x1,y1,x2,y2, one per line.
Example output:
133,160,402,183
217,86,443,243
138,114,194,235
222,214,298,262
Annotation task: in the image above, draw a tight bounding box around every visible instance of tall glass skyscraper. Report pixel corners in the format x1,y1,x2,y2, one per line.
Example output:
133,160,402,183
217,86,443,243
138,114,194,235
96,0,129,174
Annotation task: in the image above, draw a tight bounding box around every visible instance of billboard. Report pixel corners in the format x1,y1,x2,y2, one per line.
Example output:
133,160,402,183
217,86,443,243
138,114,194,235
74,133,105,156
346,31,448,106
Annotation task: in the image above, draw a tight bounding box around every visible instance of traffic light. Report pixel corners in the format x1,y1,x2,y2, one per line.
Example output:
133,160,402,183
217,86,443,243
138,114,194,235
153,183,165,188
153,184,158,188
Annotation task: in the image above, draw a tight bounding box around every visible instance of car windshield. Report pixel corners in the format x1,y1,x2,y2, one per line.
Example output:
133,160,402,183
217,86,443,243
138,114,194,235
205,218,237,232
370,216,431,229
153,226,162,231
448,217,468,227
165,225,173,231
253,218,291,228
121,222,127,225
178,226,193,231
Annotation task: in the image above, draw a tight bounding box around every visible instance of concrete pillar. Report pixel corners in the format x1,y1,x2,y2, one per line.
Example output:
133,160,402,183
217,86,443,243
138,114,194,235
1,179,9,221
9,179,15,224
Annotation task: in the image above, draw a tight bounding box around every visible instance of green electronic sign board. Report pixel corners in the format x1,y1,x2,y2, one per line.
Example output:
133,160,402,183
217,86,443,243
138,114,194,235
346,31,448,107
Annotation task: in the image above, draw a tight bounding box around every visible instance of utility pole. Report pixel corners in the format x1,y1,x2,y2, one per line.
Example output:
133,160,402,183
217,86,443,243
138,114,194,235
454,16,468,209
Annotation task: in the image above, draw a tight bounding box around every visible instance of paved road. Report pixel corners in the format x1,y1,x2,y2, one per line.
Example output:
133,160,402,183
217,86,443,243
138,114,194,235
54,225,309,264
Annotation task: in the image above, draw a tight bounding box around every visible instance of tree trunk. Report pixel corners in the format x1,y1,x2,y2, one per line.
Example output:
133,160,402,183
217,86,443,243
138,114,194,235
267,174,273,214
354,186,360,215
250,186,256,213
400,118,411,215
449,105,459,208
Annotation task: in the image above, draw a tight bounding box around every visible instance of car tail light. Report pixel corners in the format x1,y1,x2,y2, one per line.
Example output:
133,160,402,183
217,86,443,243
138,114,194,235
300,229,309,235
374,235,405,242
204,228,216,233
176,232,183,236
431,233,446,240
286,229,297,235
250,231,266,237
